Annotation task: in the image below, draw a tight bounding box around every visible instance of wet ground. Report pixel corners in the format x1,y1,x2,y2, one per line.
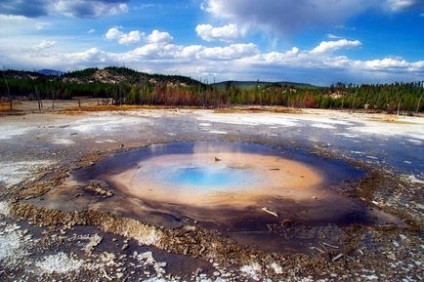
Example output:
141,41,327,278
0,107,423,281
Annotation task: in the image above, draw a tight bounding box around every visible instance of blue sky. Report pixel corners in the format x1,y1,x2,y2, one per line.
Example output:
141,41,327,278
0,0,423,85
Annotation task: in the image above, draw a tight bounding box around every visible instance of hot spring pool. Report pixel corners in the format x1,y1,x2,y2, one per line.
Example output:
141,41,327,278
49,140,406,252
72,142,365,209
23,135,408,257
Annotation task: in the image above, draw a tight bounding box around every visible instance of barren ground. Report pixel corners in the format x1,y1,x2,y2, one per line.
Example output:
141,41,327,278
0,101,423,281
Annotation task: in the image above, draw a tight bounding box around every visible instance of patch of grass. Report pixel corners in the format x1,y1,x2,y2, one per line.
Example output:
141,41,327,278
0,102,25,116
61,104,203,113
214,106,302,114
367,116,416,124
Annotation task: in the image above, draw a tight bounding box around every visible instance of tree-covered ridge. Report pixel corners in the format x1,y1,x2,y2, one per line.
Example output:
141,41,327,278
0,67,207,105
63,67,204,86
1,67,423,113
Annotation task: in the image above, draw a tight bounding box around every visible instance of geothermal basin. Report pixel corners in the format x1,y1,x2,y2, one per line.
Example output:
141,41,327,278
65,142,392,230
4,109,423,281
35,141,403,253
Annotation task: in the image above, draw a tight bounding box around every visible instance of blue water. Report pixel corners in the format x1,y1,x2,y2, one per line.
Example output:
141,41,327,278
162,166,256,190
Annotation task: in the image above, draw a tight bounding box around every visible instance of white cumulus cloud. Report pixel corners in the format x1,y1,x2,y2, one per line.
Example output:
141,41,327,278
105,27,143,44
361,57,410,70
119,30,142,44
310,39,362,55
146,30,174,44
105,27,123,40
105,28,173,46
197,43,259,60
65,48,109,63
196,23,243,42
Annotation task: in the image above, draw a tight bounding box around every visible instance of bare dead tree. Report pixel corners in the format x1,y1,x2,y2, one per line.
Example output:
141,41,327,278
202,78,207,109
1,69,12,111
35,86,43,112
417,82,424,115
256,79,262,107
214,77,219,109
51,90,55,111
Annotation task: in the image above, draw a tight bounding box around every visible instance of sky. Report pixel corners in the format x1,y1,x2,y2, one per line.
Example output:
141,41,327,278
0,0,423,85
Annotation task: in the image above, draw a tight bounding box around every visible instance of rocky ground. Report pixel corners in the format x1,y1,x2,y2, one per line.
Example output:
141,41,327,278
0,105,423,281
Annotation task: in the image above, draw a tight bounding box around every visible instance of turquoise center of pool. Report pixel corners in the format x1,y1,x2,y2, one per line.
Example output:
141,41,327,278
134,161,260,192
162,166,256,190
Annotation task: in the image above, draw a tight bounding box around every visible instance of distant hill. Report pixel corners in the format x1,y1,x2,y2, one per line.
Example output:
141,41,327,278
37,69,64,76
4,67,317,90
62,66,204,87
0,67,207,104
212,80,320,90
1,67,204,88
